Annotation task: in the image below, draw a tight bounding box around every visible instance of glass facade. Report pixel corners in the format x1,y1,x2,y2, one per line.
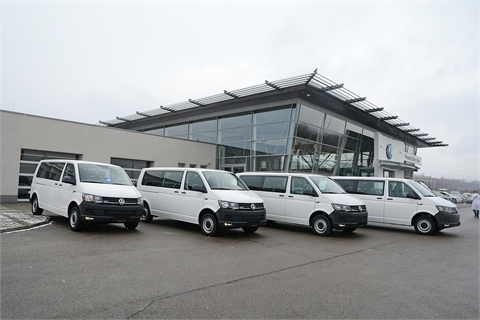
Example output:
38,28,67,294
143,103,375,176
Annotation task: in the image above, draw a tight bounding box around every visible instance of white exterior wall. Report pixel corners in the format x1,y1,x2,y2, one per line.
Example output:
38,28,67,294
0,111,216,203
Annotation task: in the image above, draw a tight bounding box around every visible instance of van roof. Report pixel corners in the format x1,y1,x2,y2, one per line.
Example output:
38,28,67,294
143,167,232,173
331,176,414,182
238,172,329,178
39,159,121,167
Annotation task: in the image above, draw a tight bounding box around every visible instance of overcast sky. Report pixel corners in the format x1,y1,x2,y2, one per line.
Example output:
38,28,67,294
2,0,479,182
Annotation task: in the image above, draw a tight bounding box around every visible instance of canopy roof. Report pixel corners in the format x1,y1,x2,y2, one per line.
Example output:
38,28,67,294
100,69,447,147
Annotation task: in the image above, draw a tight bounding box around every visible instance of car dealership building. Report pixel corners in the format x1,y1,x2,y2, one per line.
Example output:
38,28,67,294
0,69,446,203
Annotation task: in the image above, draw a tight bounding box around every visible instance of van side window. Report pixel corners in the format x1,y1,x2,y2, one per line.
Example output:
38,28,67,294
36,162,65,181
263,177,288,193
335,179,355,193
163,171,184,189
389,182,414,198
142,170,164,187
358,180,385,196
239,176,262,191
290,177,314,195
184,171,204,190
62,163,76,182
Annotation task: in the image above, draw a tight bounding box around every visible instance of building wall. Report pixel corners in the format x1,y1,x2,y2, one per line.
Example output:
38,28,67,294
0,111,216,203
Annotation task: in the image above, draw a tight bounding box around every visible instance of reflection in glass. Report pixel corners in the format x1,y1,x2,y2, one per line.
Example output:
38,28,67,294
219,127,251,143
219,113,251,129
189,119,217,133
296,122,319,142
189,131,217,143
324,115,345,134
218,143,251,157
165,123,188,137
254,139,287,156
321,130,342,147
298,105,324,127
145,128,164,136
254,156,285,172
254,107,292,125
253,122,290,140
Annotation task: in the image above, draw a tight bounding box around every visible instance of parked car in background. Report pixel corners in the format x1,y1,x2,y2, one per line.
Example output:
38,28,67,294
462,193,472,203
432,191,454,202
440,191,462,203
451,191,465,203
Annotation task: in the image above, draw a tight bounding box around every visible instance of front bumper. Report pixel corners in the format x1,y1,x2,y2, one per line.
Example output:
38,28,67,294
78,202,144,224
434,212,461,229
215,208,267,229
330,210,368,229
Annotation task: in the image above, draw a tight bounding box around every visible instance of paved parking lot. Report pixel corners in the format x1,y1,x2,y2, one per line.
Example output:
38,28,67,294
1,204,478,319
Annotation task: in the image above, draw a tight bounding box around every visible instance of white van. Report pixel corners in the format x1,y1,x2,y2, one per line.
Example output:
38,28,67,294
237,172,368,236
331,177,461,235
30,160,144,231
136,168,266,236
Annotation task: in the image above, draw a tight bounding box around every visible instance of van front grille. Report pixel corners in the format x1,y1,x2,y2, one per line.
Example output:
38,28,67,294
102,197,138,205
238,203,264,210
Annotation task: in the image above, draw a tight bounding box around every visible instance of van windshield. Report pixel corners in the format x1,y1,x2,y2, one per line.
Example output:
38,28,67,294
78,164,133,186
203,171,249,190
409,180,435,197
309,176,346,194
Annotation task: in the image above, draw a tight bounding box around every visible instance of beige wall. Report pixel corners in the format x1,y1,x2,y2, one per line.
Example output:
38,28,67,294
0,110,216,203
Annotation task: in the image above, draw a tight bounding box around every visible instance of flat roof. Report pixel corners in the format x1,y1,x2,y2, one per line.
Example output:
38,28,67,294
100,69,447,147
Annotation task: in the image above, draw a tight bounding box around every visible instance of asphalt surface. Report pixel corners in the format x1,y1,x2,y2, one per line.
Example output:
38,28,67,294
1,202,478,319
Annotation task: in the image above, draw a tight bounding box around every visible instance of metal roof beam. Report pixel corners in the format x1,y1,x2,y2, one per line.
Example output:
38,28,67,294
99,120,112,126
321,83,344,92
188,99,206,107
404,128,420,132
378,115,398,121
305,68,317,85
136,111,152,118
365,107,384,113
265,80,282,90
422,137,436,141
412,133,429,137
392,122,410,127
160,105,176,112
345,97,366,104
116,116,131,122
224,90,241,99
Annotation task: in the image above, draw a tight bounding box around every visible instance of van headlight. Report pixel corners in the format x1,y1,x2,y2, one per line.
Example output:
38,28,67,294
82,193,103,203
332,203,352,212
219,201,239,210
436,205,458,213
137,197,143,205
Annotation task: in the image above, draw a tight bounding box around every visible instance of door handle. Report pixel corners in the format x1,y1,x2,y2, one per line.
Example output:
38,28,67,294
288,196,293,198
279,194,284,197
181,192,186,194
174,191,179,193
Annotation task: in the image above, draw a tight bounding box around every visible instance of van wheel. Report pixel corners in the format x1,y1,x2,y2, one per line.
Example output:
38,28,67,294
342,227,357,233
124,222,139,230
69,206,83,232
142,203,153,223
200,213,218,236
414,215,436,235
312,214,331,236
242,226,258,233
31,196,43,215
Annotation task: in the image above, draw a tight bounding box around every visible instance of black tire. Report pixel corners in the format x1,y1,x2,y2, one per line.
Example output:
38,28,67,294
124,222,139,230
142,203,153,223
414,215,436,235
200,212,218,236
242,226,258,234
31,196,43,215
69,206,83,232
342,227,357,233
312,214,331,236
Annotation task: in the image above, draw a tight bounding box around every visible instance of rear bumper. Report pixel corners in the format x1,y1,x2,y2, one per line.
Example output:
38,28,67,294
78,202,144,223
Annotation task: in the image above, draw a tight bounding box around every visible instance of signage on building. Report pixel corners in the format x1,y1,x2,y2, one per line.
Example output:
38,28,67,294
404,153,422,165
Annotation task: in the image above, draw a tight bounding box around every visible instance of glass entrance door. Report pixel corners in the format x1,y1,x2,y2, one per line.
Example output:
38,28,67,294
220,164,246,174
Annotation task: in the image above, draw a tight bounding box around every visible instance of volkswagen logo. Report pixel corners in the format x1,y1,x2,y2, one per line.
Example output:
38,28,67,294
251,203,256,210
386,144,393,160
118,198,125,206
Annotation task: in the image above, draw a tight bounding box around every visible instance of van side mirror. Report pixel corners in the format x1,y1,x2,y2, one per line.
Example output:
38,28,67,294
192,184,207,193
406,192,420,199
62,176,76,185
303,190,318,197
